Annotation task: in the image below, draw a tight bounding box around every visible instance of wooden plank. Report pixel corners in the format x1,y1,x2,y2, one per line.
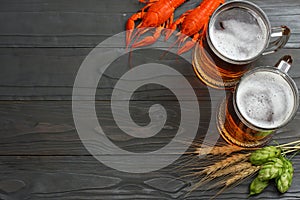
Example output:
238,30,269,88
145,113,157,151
0,0,198,48
0,46,212,101
0,0,200,13
0,0,299,48
0,1,299,199
0,0,298,13
0,48,299,100
0,155,300,199
0,100,211,155
0,100,299,155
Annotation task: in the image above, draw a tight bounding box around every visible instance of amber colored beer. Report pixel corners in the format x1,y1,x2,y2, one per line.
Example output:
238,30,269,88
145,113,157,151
217,58,299,147
193,40,252,89
193,1,290,90
217,94,272,147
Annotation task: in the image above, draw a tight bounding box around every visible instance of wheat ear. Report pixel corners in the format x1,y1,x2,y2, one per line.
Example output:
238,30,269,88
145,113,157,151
190,162,253,191
201,153,251,176
196,145,246,156
210,165,261,199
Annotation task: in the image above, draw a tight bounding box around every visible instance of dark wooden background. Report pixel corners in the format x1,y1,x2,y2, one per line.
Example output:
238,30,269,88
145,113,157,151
0,0,300,199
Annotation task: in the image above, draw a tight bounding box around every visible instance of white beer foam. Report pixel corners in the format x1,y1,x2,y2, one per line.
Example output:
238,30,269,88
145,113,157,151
210,11,268,61
236,70,295,129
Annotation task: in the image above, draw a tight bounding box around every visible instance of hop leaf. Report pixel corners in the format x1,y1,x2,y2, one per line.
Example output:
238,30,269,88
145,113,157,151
250,146,281,165
250,177,269,196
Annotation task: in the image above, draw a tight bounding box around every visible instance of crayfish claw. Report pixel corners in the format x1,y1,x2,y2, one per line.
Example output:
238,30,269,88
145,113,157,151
132,27,163,48
132,36,156,48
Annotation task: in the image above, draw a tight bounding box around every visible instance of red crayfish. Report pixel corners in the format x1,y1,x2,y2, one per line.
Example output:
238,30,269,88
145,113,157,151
126,0,187,48
165,0,225,54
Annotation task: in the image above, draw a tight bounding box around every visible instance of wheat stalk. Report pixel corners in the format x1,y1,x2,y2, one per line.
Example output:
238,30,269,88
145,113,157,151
225,165,260,186
177,153,250,181
195,145,250,156
192,162,253,189
183,139,300,198
201,153,251,176
209,165,261,199
211,162,252,179
185,153,251,194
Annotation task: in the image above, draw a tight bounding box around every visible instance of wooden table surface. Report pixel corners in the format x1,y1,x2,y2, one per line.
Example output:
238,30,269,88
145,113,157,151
0,0,300,199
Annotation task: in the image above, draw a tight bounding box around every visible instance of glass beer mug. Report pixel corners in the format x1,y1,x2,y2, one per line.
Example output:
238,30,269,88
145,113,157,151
193,0,290,89
217,56,299,147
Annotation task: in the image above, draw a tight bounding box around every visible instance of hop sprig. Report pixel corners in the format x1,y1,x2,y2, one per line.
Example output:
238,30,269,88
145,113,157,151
249,146,294,196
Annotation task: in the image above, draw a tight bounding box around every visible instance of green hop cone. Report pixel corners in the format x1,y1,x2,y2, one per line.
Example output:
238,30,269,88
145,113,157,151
257,157,284,181
276,158,294,193
250,146,281,165
283,158,294,174
250,177,269,196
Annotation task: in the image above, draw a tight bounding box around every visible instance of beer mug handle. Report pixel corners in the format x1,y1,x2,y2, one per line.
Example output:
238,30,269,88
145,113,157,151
275,55,293,73
262,26,290,55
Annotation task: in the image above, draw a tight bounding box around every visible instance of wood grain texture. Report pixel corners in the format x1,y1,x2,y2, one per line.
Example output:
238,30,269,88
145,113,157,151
0,100,211,155
0,0,300,199
0,48,299,100
0,101,299,156
0,155,300,199
0,0,299,48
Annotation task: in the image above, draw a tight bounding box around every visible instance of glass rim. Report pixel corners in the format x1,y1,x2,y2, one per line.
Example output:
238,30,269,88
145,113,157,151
207,0,271,65
233,66,299,131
